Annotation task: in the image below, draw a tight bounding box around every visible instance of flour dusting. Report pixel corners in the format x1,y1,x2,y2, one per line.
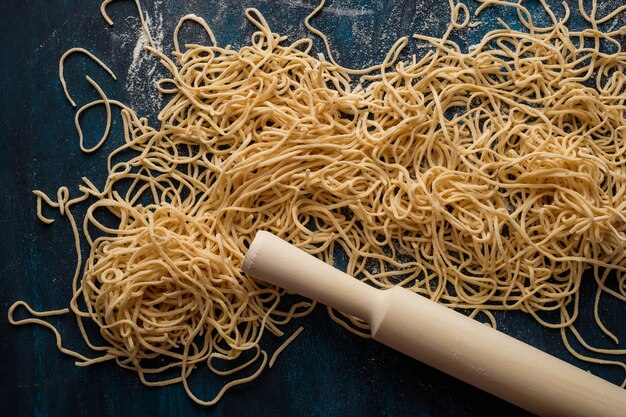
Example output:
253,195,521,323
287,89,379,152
125,0,165,118
278,0,373,16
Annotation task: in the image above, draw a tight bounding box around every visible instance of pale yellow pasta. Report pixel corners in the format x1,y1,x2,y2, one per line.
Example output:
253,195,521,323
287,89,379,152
9,0,626,405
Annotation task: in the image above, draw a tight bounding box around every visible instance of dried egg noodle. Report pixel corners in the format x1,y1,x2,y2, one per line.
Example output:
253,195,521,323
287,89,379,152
8,0,626,404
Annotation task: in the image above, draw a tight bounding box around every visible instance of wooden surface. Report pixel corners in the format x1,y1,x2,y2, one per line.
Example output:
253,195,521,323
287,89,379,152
1,1,624,416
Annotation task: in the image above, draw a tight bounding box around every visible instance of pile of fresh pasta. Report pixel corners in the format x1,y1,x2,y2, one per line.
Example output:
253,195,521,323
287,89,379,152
9,0,626,404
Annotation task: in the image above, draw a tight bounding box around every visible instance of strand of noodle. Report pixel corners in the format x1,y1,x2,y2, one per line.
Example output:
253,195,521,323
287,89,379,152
303,0,407,75
7,302,113,364
269,326,304,368
100,0,155,48
59,48,117,107
74,76,112,153
173,14,217,55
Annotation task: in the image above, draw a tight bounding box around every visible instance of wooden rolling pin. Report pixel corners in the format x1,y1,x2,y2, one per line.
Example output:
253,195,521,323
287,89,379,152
242,231,626,417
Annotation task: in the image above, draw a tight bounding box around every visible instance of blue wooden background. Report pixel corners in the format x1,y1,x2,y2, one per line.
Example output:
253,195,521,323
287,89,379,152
1,1,624,416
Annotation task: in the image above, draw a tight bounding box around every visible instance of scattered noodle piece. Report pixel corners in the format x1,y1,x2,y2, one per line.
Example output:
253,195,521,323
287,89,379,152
59,48,117,107
269,327,304,369
100,0,156,48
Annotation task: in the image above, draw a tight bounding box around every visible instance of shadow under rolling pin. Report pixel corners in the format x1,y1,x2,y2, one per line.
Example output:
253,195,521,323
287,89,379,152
242,231,626,417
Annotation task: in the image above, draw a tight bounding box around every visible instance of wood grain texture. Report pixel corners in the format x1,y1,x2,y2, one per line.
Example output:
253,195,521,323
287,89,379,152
1,1,624,416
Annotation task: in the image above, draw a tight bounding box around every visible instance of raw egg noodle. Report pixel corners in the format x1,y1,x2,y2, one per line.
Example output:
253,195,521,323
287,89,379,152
9,0,626,404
